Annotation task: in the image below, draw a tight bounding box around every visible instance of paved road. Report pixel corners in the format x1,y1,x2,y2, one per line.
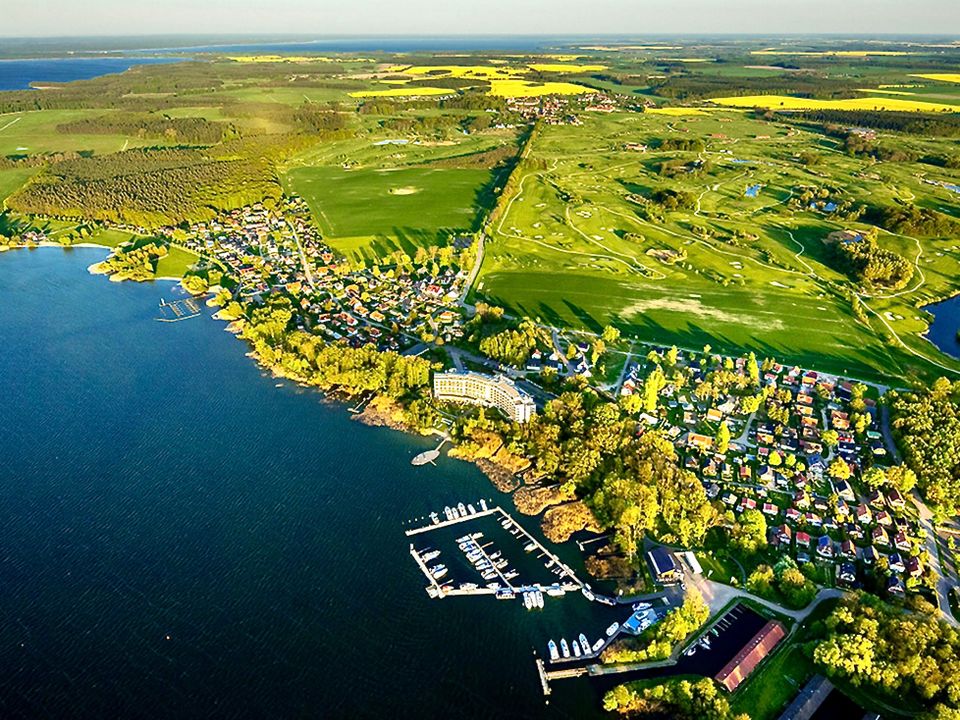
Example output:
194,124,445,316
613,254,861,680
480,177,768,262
913,493,959,626
693,576,845,622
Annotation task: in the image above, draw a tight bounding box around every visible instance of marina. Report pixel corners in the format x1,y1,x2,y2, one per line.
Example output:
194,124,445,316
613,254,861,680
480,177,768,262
156,297,201,322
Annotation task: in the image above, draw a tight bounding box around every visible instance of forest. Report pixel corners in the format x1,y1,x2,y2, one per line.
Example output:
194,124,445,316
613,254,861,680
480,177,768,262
888,378,960,515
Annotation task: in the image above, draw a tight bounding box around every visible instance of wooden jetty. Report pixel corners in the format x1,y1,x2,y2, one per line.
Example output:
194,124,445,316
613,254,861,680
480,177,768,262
157,297,201,323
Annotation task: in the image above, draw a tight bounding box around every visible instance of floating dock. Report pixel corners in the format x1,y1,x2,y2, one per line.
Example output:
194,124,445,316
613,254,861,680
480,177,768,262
157,297,201,322
405,503,584,597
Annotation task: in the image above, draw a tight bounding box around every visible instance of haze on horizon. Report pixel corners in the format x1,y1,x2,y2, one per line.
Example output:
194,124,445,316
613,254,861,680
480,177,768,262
4,0,959,39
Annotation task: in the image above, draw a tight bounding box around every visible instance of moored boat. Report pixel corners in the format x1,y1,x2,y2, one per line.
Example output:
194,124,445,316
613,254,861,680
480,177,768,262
548,640,559,661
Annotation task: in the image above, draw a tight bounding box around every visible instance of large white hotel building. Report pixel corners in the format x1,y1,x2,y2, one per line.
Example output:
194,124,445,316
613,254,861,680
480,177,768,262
432,370,537,424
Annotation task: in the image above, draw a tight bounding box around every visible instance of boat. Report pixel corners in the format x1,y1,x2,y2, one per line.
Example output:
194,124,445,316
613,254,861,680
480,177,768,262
489,551,502,560
632,602,652,611
544,559,554,568
592,638,604,653
431,566,448,580
579,634,590,653
482,571,496,581
439,584,453,593
500,518,511,529
523,593,533,610
495,560,507,569
467,504,477,515
535,591,544,609
496,589,515,600
581,587,596,602
548,640,559,661
595,595,616,606
444,506,453,521
711,628,720,637
606,622,619,637
486,582,500,590
546,587,565,597
421,550,441,562
560,639,570,658
456,534,470,543
504,570,518,580
457,502,467,516
479,499,488,511
470,532,483,540
460,583,478,590
684,645,697,657
450,507,460,519
524,542,536,552
429,512,439,524
572,640,582,658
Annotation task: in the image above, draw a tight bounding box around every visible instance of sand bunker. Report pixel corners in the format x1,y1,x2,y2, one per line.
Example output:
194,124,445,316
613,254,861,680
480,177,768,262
389,186,419,195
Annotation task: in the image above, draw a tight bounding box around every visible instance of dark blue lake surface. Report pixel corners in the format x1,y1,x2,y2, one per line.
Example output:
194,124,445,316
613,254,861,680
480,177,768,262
925,295,960,361
0,57,181,91
0,248,610,719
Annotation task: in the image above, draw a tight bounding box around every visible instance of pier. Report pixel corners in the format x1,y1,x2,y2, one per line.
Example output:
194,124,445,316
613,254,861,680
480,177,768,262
405,502,587,599
157,297,201,322
411,438,448,466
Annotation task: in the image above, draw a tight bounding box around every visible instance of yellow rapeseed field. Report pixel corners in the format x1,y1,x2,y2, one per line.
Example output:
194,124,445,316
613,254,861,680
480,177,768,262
911,74,960,84
709,95,958,112
399,65,517,80
487,79,593,97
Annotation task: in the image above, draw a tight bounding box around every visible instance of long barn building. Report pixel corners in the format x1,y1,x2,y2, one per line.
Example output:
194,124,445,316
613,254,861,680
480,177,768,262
715,619,786,692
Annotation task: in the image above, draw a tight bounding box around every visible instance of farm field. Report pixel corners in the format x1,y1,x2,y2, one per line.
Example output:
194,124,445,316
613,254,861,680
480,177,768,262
0,109,186,156
284,165,496,261
473,110,960,383
709,95,960,112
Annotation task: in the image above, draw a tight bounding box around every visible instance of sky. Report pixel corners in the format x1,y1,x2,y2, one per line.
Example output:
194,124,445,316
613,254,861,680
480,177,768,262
4,0,959,37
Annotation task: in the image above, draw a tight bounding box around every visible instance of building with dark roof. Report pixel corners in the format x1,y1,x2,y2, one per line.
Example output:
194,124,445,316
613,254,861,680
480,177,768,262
715,620,786,692
778,675,833,720
647,546,682,584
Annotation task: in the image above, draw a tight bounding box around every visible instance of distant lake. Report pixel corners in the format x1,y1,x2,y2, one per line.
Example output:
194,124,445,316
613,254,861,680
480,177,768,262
0,247,614,719
925,294,960,360
0,57,182,91
146,36,569,54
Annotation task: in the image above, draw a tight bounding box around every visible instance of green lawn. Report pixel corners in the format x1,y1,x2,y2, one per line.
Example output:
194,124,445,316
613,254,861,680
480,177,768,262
284,165,496,261
0,166,37,203
156,245,199,278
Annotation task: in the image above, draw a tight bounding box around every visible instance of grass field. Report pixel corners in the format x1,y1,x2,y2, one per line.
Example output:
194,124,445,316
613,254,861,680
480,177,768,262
156,245,199,278
284,165,495,261
0,110,187,156
349,87,453,98
0,166,38,203
473,109,960,383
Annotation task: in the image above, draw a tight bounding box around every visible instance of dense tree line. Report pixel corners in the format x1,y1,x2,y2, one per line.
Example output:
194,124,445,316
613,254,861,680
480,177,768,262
888,378,960,514
56,113,229,144
657,137,706,153
829,229,914,290
477,318,548,367
604,677,747,719
813,593,960,712
779,109,960,138
651,73,863,101
868,204,960,237
241,297,434,398
8,136,307,227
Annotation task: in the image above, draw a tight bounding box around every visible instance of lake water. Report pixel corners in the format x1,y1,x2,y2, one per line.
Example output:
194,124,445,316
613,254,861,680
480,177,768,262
925,294,960,360
0,247,612,719
0,57,181,91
